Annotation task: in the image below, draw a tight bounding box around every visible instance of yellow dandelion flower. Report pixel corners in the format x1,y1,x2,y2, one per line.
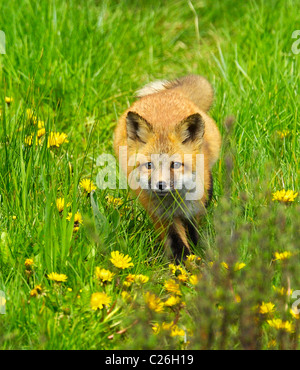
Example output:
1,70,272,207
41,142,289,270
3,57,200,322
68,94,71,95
66,211,83,232
221,261,246,271
290,307,300,320
186,254,196,262
95,267,115,282
274,251,293,261
168,264,178,274
47,132,69,148
110,251,134,269
121,291,132,303
282,321,294,333
37,120,44,129
259,302,275,315
125,274,136,283
35,285,42,293
186,254,201,263
24,135,32,146
161,321,174,330
30,285,43,297
24,258,34,268
24,135,40,146
80,178,97,193
267,318,294,333
170,325,185,337
105,195,114,204
234,262,246,271
73,212,83,223
168,264,189,282
272,285,293,296
5,97,13,105
123,281,132,288
235,294,241,303
56,198,65,213
90,292,111,310
168,264,185,275
113,198,124,207
12,215,17,220
189,274,199,285
177,273,189,282
267,339,277,348
37,128,46,138
47,272,68,283
164,295,181,307
221,261,229,270
164,279,182,296
134,274,149,284
144,292,164,313
272,189,298,203
277,130,290,139
30,289,38,297
67,211,83,224
26,109,37,123
152,323,160,334
105,195,123,207
267,318,282,330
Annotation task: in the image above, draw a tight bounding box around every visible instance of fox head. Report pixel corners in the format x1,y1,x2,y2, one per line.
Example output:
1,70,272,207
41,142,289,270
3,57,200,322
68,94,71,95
126,111,205,199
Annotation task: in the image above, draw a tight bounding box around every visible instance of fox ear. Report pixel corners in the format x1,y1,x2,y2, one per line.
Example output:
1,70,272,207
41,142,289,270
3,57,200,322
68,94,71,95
126,111,153,144
176,113,205,145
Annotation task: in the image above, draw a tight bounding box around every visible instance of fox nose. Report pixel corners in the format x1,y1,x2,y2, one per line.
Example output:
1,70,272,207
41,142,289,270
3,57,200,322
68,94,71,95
157,181,167,191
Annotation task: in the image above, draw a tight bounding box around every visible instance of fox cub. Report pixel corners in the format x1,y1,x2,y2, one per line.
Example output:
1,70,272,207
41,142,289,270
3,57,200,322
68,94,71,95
114,75,221,261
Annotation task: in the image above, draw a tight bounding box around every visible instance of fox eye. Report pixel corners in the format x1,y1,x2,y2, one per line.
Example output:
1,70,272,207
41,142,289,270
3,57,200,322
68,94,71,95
144,162,153,170
171,162,182,169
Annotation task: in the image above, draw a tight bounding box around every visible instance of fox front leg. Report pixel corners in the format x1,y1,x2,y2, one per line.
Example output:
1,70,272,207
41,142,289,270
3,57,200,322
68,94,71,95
167,218,191,263
185,218,199,248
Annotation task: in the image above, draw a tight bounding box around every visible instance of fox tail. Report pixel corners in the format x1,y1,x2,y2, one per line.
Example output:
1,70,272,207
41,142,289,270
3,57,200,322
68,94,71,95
135,74,214,112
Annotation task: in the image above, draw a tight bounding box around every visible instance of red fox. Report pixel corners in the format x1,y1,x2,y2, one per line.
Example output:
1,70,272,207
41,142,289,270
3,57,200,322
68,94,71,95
114,75,221,261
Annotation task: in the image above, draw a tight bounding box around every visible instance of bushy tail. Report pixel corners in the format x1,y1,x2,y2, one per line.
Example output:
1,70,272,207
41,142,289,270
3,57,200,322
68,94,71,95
136,74,214,112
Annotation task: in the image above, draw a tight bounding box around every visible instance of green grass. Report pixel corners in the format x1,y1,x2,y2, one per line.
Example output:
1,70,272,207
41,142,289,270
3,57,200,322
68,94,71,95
0,0,299,349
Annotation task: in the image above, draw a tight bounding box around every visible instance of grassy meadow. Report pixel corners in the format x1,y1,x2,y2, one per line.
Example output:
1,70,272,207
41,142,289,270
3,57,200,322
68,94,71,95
0,0,299,349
